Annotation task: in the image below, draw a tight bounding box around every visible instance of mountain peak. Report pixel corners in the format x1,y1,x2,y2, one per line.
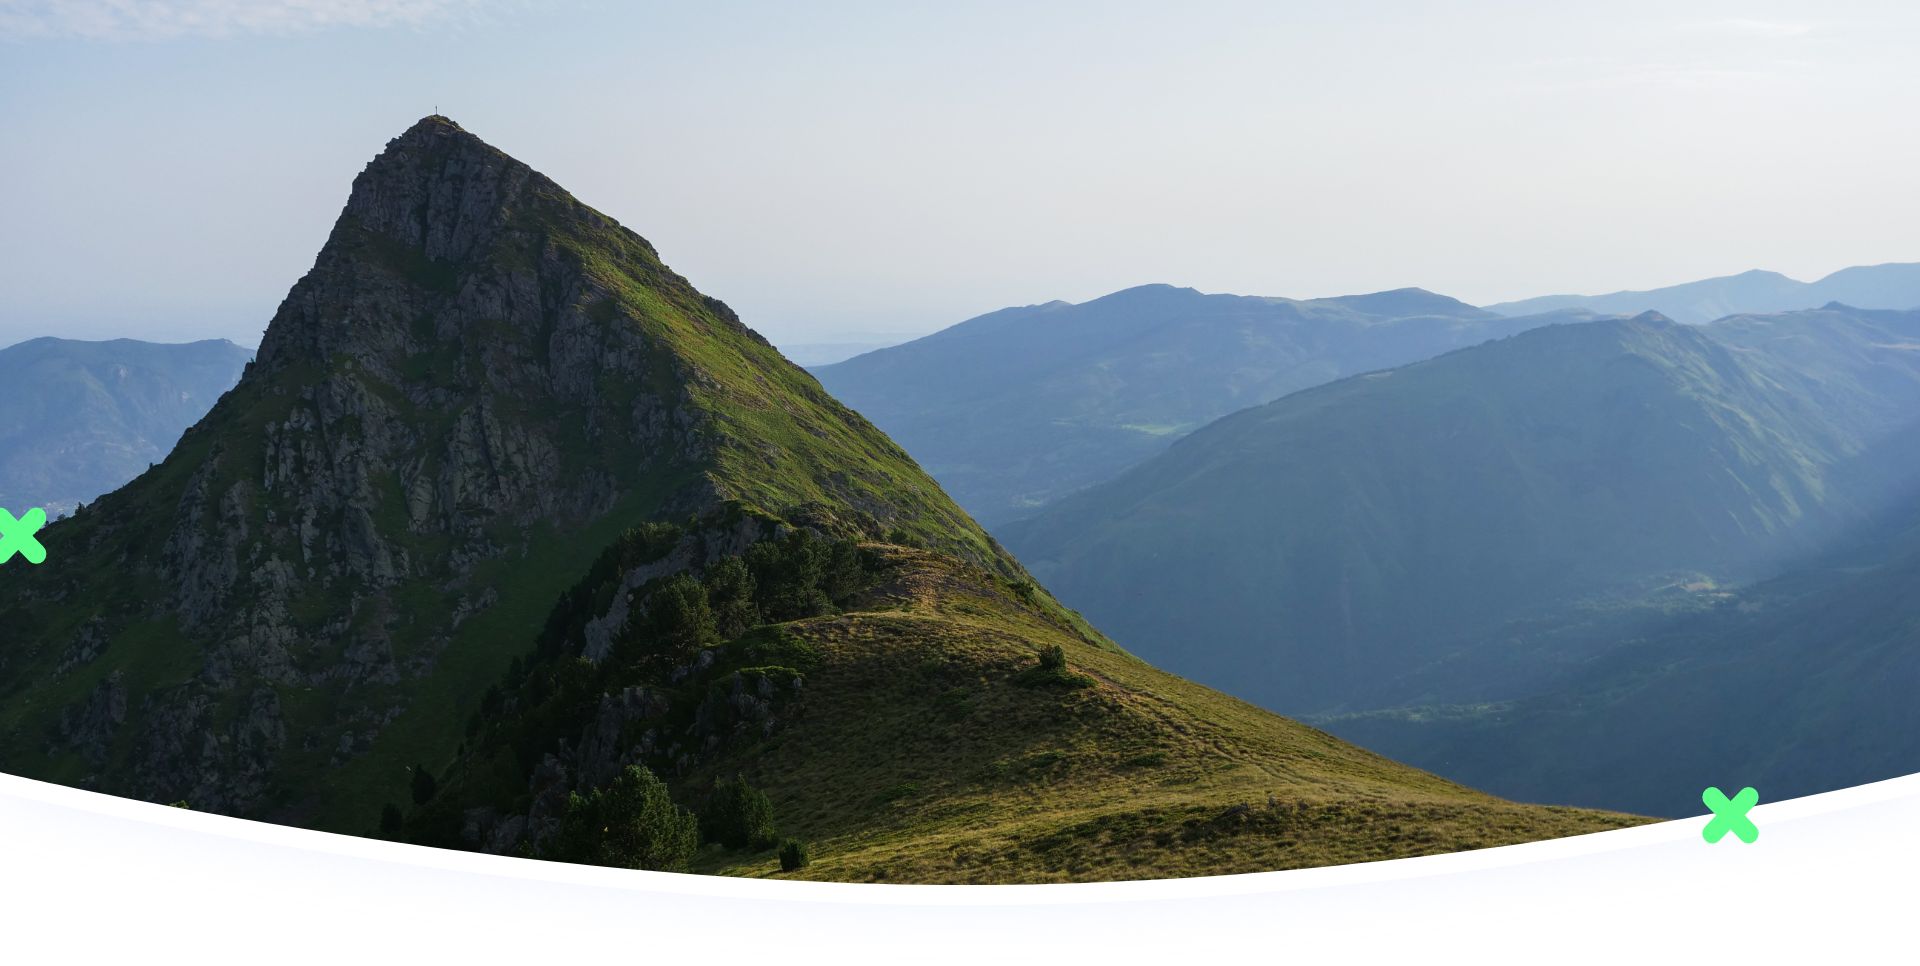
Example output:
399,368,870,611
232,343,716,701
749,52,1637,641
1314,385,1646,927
2,118,1009,823
257,118,573,369
402,113,465,135
1308,286,1490,320
337,116,542,258
373,114,500,174
1627,309,1677,326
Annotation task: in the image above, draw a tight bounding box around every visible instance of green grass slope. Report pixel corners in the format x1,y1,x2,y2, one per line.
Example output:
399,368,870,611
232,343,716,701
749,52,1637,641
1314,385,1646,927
406,540,1640,883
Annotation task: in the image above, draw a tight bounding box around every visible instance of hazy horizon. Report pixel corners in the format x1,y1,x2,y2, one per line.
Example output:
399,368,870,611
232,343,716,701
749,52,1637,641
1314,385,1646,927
4,0,1918,349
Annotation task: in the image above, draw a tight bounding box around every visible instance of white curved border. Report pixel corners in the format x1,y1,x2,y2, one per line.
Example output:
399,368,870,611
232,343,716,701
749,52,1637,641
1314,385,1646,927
3,770,1913,960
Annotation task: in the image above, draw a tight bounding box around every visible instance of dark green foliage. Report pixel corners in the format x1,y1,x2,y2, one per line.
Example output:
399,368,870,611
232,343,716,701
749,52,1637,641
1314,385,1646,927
633,574,718,671
704,557,761,638
425,532,872,847
779,838,810,872
700,777,777,850
746,530,866,622
1017,644,1094,689
549,765,699,872
380,803,404,835
538,523,683,659
410,764,438,806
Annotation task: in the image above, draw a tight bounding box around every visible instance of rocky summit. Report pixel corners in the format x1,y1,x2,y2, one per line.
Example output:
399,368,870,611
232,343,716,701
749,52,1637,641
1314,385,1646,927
0,118,1638,879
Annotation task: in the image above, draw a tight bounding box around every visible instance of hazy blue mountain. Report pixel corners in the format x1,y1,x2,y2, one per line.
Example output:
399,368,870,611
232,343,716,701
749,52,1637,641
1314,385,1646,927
814,283,1583,524
1486,262,1920,324
778,341,896,366
1321,473,1920,817
0,337,253,515
1001,307,1920,715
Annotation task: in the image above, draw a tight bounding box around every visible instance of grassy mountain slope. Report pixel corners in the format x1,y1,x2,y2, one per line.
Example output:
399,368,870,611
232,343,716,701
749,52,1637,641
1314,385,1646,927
693,548,1639,882
1003,309,1920,715
405,536,1639,882
0,337,252,515
814,284,1581,524
1486,262,1920,323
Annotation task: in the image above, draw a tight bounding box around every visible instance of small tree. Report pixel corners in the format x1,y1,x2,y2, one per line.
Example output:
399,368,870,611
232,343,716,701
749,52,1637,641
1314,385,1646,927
380,803,404,836
550,765,699,872
410,763,438,806
1017,643,1093,689
705,557,761,639
779,838,811,872
701,776,777,850
643,574,718,668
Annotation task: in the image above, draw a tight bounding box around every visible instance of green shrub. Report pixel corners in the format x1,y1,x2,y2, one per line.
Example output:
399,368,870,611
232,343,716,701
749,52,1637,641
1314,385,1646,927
380,803,404,835
701,776,777,850
410,763,438,806
642,574,717,665
704,557,761,638
1016,645,1094,689
550,765,700,872
779,838,811,872
745,530,868,621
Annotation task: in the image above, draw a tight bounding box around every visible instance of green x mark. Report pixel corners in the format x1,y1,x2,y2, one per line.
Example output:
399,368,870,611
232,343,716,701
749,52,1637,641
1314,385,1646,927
1702,786,1759,844
0,507,48,565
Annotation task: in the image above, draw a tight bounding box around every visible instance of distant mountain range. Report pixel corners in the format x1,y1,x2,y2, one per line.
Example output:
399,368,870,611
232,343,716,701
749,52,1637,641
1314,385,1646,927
1485,262,1920,324
778,341,900,367
0,337,252,516
1002,307,1920,725
815,283,1588,524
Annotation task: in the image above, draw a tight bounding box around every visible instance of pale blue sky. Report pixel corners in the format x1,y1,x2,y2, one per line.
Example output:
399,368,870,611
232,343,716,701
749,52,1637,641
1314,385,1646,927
3,0,1918,349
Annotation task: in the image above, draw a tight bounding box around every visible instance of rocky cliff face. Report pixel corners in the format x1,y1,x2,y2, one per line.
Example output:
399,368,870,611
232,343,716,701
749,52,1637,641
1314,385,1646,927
0,117,1002,827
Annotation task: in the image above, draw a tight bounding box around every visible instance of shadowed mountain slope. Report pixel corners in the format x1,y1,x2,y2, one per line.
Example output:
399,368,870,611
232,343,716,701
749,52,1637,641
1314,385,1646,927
1004,308,1920,715
1322,477,1920,817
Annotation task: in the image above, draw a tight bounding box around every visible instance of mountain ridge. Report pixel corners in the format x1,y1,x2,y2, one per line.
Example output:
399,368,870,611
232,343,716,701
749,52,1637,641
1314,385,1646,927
1486,262,1920,323
0,335,253,516
815,283,1582,524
